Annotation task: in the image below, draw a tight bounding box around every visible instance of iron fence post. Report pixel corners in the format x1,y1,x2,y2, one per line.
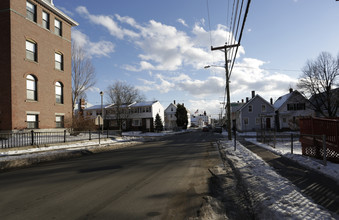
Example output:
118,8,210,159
291,133,294,154
89,130,91,140
31,130,34,145
64,130,66,143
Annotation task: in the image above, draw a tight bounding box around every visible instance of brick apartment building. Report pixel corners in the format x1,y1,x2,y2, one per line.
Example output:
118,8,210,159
0,0,78,132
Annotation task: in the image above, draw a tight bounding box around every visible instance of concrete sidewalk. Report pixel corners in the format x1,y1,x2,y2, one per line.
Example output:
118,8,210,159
238,139,339,216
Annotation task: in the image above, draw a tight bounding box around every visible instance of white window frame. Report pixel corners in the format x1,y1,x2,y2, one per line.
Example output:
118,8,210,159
55,82,63,104
55,52,63,70
55,115,64,128
26,40,37,61
42,11,50,29
26,74,37,101
27,114,38,129
54,19,62,36
26,1,36,22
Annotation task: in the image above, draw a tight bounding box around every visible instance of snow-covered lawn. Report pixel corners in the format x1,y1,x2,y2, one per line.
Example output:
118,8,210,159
219,140,336,219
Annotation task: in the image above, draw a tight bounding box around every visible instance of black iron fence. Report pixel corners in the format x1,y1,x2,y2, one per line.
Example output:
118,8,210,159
0,130,122,149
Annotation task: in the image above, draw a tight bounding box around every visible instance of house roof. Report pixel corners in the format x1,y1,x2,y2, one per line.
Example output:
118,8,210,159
273,93,292,109
84,104,110,110
238,95,273,112
273,90,307,110
130,101,158,107
165,103,177,111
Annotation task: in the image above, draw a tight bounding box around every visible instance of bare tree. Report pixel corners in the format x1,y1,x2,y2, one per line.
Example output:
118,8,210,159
297,52,339,117
106,81,145,129
72,42,96,113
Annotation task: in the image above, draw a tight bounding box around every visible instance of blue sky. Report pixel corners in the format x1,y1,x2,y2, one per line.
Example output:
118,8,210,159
56,0,339,118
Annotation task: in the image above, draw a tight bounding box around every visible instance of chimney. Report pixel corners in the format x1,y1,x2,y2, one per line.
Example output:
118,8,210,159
289,88,293,93
173,100,176,105
270,98,273,105
246,97,249,103
241,99,244,103
251,90,255,98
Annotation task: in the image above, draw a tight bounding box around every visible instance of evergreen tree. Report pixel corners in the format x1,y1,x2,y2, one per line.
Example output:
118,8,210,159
155,113,163,132
175,104,188,129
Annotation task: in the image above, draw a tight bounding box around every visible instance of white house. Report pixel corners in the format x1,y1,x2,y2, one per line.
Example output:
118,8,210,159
164,102,177,130
164,101,191,130
191,112,210,127
274,89,314,130
104,101,164,132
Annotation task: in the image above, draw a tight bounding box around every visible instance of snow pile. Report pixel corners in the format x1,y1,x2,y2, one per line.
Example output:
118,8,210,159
219,140,335,220
246,138,339,183
0,137,141,160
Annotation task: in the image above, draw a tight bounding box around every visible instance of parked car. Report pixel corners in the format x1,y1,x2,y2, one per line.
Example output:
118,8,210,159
202,126,209,132
213,126,222,134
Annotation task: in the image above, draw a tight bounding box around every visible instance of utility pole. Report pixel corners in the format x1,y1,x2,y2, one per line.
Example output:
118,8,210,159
211,43,239,140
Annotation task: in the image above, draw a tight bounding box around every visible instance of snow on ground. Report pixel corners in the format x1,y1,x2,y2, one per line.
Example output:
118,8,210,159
0,130,189,161
219,140,336,220
235,131,339,183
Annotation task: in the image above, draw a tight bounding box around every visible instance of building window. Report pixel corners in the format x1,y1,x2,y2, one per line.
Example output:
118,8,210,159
54,19,62,36
243,118,249,125
42,11,50,29
27,114,38,129
256,117,261,125
248,105,253,112
26,40,37,62
261,105,266,112
55,52,63,70
26,75,37,100
26,1,36,22
287,103,306,111
56,115,64,128
55,82,63,104
132,119,141,126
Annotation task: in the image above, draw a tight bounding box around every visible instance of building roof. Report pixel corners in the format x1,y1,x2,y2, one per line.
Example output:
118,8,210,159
238,95,272,112
130,101,158,107
273,93,292,109
38,0,78,26
84,104,110,110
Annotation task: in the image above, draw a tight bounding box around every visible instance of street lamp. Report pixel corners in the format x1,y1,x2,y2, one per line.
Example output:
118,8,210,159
204,64,232,140
100,91,104,133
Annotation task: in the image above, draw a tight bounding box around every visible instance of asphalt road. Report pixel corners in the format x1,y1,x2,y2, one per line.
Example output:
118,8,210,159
0,131,223,220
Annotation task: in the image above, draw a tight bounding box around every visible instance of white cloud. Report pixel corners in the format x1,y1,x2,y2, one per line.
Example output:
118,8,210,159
230,58,298,101
87,86,101,93
177,18,188,27
72,29,115,57
76,6,138,39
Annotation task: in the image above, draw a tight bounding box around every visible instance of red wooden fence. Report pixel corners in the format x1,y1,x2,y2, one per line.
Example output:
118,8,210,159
299,117,339,163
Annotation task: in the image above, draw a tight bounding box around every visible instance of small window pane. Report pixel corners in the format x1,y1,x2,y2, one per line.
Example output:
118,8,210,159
42,12,50,29
26,2,36,22
55,53,61,62
27,114,38,129
26,41,36,61
55,53,63,70
54,19,62,36
26,41,35,52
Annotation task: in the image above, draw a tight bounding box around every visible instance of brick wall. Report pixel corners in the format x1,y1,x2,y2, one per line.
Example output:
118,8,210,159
0,0,75,131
